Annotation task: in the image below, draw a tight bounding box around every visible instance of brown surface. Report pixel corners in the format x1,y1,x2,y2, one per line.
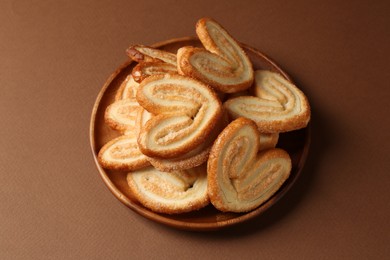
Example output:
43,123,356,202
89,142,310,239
1,0,389,258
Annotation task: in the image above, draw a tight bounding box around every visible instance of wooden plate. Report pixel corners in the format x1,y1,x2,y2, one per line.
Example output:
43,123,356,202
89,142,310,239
89,37,311,231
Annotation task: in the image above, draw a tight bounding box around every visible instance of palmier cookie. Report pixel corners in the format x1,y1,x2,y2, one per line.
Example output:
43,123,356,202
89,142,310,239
147,144,211,173
104,98,140,134
135,107,209,172
146,109,229,172
98,134,150,171
132,62,177,83
134,107,153,138
126,45,177,66
224,70,311,133
127,165,209,214
177,18,254,93
207,117,292,212
115,74,139,101
136,74,222,158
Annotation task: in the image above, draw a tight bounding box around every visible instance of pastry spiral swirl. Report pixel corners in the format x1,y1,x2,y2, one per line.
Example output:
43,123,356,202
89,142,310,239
136,74,222,158
224,70,311,133
127,166,209,214
98,134,150,171
132,62,177,83
207,117,292,212
145,109,229,172
104,98,140,134
177,18,254,93
135,107,210,172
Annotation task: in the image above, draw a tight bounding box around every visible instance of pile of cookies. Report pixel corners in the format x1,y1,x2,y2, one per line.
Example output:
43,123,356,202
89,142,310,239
98,18,310,214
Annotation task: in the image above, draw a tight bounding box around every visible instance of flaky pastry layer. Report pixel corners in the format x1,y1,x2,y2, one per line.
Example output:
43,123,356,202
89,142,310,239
207,117,291,212
104,98,141,134
98,135,151,171
177,18,254,93
115,74,139,101
132,62,177,83
126,45,177,66
224,70,311,133
136,74,222,158
127,165,209,214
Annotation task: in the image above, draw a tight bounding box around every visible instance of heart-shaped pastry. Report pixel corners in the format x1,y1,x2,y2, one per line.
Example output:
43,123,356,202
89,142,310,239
136,73,222,158
98,134,150,171
177,18,254,93
134,107,210,172
127,165,209,214
224,70,311,133
207,117,292,212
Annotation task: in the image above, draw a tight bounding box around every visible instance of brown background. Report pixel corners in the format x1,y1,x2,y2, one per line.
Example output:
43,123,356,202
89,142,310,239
1,0,389,259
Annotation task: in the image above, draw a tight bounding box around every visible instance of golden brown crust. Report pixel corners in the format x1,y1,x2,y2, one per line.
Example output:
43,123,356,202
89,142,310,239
147,146,211,172
146,110,229,172
126,45,177,65
127,165,209,214
177,18,254,93
131,62,177,83
196,18,249,65
104,99,141,134
115,74,139,101
136,74,222,158
207,117,292,212
96,18,312,215
259,133,279,151
224,70,311,133
134,107,153,138
98,135,151,171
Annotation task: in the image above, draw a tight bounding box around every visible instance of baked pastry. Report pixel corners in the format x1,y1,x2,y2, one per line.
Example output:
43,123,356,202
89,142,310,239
135,110,211,172
131,61,177,83
177,18,254,93
136,73,222,158
224,70,311,133
115,74,139,101
96,18,311,216
207,117,292,212
126,45,177,66
146,145,211,173
98,134,151,171
127,165,209,214
134,106,211,172
259,133,279,151
134,107,153,137
145,109,229,172
104,98,140,134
